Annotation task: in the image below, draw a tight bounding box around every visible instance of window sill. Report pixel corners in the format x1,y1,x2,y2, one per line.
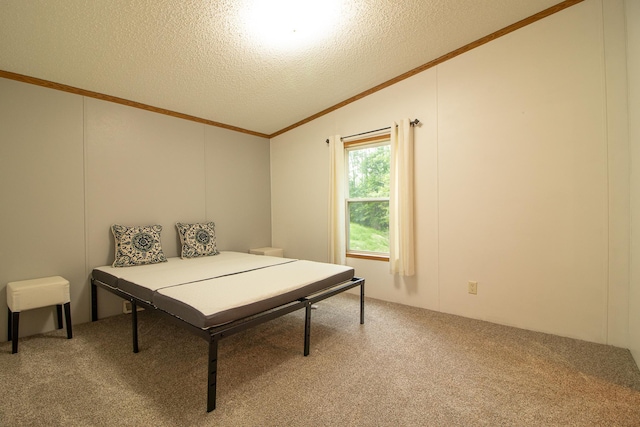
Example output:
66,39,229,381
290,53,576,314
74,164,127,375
346,253,389,262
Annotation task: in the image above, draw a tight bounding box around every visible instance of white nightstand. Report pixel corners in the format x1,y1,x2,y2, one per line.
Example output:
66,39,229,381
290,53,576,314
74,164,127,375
249,247,284,257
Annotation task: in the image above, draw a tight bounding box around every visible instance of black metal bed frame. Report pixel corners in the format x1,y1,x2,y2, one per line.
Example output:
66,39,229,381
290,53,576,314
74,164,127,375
90,275,365,412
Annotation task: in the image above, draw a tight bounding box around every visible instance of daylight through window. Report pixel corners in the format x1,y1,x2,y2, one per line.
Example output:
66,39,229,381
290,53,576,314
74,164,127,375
345,135,390,258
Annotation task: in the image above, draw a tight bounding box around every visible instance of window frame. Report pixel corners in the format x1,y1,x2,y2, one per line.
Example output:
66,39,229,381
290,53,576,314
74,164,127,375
344,133,391,262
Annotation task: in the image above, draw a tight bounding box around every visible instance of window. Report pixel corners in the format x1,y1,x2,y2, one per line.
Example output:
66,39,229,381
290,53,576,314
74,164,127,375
345,135,390,260
329,119,415,272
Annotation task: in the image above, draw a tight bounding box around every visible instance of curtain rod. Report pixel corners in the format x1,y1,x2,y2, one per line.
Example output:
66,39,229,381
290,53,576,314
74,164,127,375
325,119,420,144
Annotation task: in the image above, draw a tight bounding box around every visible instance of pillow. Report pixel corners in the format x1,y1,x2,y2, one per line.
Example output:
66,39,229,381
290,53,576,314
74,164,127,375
176,222,219,259
111,224,168,267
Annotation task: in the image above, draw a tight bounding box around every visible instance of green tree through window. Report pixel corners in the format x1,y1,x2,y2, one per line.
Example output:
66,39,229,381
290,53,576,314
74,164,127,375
346,141,390,254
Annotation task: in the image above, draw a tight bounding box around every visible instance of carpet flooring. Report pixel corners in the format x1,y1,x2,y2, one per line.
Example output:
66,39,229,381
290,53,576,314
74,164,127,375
1,294,639,426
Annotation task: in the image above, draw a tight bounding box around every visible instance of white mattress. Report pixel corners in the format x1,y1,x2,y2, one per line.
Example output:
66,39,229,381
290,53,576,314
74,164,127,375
93,252,295,302
92,251,355,329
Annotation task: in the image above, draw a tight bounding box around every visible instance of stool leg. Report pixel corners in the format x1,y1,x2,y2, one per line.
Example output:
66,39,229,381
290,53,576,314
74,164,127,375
7,308,12,341
11,311,19,354
63,302,72,339
56,305,63,330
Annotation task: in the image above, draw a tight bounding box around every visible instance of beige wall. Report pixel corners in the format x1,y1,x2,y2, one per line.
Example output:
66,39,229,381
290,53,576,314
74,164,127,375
628,0,640,362
205,125,272,254
271,0,631,346
0,79,85,338
0,80,272,335
438,0,608,342
604,0,632,351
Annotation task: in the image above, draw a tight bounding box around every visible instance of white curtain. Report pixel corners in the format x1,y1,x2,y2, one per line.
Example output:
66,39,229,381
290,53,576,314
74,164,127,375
328,135,346,265
389,119,415,276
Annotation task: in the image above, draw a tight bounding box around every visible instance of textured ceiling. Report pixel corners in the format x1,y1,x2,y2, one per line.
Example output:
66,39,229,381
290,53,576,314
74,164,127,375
0,0,566,136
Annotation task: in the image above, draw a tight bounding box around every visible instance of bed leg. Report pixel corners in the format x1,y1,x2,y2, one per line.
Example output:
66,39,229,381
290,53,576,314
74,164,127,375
304,302,312,356
91,279,98,321
360,281,365,325
131,300,139,354
207,336,219,412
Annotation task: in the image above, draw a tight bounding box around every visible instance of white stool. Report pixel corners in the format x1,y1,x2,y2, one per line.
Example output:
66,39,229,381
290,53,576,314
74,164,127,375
7,276,72,354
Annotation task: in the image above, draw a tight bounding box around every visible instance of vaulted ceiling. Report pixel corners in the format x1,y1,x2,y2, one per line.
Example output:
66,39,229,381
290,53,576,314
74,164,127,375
0,0,573,137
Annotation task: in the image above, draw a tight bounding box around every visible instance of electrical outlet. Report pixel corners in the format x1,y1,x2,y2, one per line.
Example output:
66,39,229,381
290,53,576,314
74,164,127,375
122,300,144,314
468,281,478,295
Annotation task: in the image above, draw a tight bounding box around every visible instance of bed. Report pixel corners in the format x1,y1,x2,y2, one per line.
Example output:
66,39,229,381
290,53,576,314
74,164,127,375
90,251,365,412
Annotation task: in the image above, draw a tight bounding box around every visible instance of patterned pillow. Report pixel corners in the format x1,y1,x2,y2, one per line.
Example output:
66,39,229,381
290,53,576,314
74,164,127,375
176,222,219,259
111,224,168,267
